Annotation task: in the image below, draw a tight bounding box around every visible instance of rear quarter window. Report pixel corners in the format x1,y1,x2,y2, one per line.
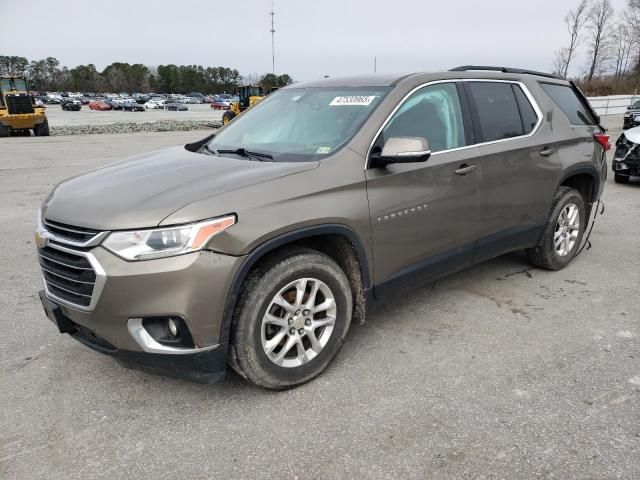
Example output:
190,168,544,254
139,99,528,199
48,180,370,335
540,83,595,126
512,85,538,134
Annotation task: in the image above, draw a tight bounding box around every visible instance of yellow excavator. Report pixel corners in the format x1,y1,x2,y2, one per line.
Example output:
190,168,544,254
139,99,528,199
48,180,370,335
0,77,49,137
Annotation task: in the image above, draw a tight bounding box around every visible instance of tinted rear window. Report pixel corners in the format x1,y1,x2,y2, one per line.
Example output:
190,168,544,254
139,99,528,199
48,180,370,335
540,83,595,126
467,82,524,142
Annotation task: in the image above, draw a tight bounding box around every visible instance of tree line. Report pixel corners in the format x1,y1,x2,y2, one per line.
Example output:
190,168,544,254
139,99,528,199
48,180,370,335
555,0,640,94
0,55,293,94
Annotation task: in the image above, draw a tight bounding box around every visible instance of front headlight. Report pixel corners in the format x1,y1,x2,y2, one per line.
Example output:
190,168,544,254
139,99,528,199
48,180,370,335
103,215,236,261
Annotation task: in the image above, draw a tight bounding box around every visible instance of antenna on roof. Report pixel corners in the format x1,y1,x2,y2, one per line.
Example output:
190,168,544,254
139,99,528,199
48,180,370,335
270,1,276,74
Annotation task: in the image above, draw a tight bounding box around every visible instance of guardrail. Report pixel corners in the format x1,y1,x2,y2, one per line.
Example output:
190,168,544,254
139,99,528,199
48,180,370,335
587,95,637,116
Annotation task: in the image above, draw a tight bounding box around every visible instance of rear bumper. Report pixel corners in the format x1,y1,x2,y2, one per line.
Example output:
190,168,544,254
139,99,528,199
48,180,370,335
0,111,46,129
40,290,228,383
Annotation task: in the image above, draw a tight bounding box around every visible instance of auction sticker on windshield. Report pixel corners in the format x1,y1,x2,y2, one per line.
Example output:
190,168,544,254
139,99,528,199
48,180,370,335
330,95,377,106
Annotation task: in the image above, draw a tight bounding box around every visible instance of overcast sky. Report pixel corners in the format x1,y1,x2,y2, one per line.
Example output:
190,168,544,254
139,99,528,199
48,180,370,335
0,0,631,81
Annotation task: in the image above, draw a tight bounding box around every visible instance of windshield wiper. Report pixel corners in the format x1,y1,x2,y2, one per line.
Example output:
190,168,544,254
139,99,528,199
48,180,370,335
216,148,274,161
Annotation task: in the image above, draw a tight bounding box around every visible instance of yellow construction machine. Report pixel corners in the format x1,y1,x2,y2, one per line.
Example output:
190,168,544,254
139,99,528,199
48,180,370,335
0,77,49,137
221,85,265,125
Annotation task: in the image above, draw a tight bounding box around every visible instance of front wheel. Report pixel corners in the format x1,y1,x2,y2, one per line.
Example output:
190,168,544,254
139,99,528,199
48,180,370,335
230,247,353,389
222,110,235,125
33,118,50,137
526,186,586,270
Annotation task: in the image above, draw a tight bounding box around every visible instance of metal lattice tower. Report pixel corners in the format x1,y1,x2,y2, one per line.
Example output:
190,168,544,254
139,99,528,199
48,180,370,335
270,1,276,74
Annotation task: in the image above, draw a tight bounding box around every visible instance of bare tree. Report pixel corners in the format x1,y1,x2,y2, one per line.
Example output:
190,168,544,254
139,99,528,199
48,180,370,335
611,14,636,80
585,0,615,81
628,0,640,68
555,0,591,77
552,48,570,76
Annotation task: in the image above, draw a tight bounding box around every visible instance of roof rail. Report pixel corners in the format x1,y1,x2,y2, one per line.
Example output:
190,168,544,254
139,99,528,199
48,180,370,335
449,65,564,80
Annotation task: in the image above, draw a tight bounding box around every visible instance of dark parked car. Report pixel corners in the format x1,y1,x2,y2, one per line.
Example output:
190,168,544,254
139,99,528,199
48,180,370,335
60,98,81,111
623,100,640,129
36,66,608,389
165,102,188,111
613,125,640,183
121,100,145,112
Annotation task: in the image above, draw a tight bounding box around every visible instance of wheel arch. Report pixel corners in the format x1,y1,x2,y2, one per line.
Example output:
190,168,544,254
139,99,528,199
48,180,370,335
557,166,599,203
218,224,371,343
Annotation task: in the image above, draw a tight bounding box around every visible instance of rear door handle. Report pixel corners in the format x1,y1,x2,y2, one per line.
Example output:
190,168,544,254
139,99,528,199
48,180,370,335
540,147,555,156
454,164,477,175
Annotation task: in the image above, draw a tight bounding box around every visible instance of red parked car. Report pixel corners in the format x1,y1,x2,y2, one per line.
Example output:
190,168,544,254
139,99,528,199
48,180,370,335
88,101,112,111
210,100,230,110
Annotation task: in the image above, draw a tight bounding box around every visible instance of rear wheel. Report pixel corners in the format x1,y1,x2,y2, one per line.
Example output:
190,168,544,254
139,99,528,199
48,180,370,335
526,187,585,270
33,118,50,136
614,173,630,184
230,247,352,389
0,124,9,137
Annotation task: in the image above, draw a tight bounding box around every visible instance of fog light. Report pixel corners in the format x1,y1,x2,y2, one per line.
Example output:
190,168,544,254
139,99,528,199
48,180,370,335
140,316,194,348
168,318,179,337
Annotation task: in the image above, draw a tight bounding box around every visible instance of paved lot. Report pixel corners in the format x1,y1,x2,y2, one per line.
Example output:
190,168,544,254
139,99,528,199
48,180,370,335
46,103,223,126
0,128,639,479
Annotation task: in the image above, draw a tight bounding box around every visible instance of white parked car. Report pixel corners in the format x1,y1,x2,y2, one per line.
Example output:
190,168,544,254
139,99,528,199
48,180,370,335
145,100,166,109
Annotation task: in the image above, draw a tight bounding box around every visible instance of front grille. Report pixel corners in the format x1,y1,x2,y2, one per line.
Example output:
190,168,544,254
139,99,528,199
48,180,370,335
6,94,34,114
43,219,101,244
38,246,96,307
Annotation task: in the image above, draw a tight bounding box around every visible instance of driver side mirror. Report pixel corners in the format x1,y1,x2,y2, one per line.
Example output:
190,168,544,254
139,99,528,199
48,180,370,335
370,136,431,168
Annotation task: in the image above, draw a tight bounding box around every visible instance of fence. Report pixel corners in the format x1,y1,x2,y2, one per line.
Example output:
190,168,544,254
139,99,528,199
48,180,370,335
587,95,637,116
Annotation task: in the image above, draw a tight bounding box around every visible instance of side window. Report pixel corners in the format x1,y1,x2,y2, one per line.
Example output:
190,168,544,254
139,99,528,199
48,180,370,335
539,83,595,126
467,82,524,142
512,85,538,134
375,82,466,153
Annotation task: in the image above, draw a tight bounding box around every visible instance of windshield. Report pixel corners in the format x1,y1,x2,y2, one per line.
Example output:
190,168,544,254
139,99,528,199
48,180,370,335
0,78,28,93
207,87,390,161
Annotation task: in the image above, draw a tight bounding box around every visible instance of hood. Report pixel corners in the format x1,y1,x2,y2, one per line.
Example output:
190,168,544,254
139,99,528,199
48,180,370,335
623,125,640,144
43,146,318,230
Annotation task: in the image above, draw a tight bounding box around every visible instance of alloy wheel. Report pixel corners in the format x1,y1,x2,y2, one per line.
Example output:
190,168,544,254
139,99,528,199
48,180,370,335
554,203,580,256
261,278,337,368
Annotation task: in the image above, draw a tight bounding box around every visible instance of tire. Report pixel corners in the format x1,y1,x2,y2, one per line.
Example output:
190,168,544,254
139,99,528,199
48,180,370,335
230,247,353,389
526,186,586,271
222,111,235,125
0,124,9,137
614,173,630,184
33,118,50,137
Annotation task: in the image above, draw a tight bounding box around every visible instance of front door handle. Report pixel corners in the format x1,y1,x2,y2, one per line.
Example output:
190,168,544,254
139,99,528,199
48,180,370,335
454,164,477,176
540,147,555,156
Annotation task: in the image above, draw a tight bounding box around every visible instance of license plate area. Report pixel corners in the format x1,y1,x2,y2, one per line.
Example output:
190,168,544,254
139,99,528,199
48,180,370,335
39,290,77,334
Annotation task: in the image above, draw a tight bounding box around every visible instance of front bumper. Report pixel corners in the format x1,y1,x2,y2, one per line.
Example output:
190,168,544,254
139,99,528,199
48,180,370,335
38,243,245,382
40,290,228,383
612,158,640,176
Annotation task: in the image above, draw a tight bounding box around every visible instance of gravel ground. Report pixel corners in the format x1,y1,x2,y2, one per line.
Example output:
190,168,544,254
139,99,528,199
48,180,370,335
0,127,638,479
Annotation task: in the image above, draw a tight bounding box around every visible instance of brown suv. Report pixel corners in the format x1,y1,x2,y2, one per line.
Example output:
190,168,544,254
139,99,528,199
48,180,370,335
36,66,609,389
